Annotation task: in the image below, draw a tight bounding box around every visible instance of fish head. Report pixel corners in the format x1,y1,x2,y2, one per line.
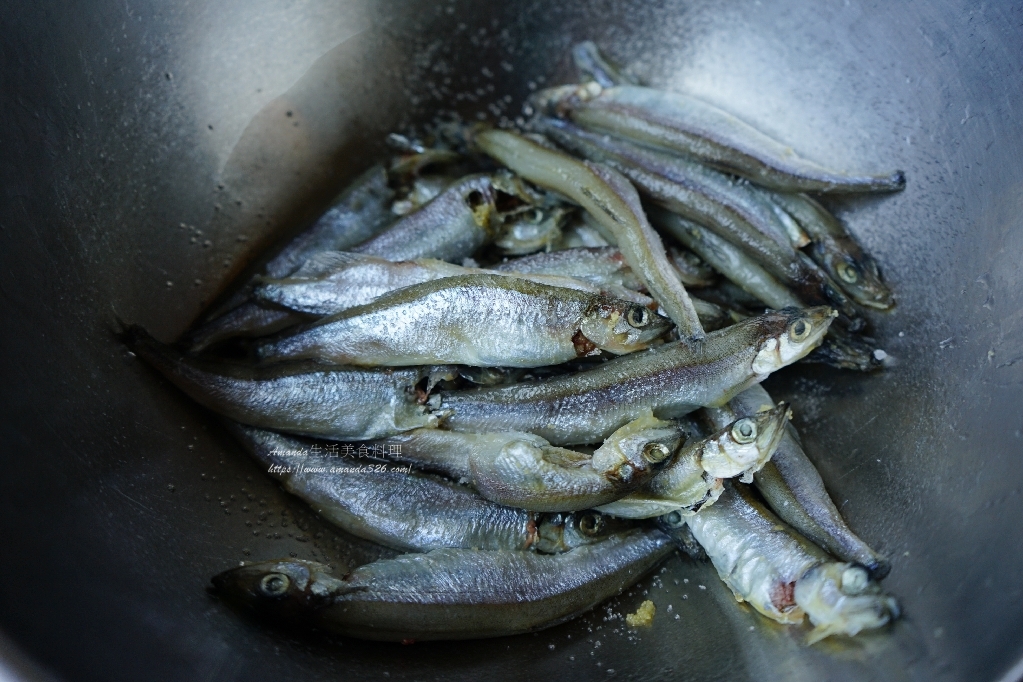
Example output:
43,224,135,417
534,511,635,553
654,511,709,559
794,562,900,644
750,306,836,376
579,298,672,355
210,559,338,616
591,410,686,487
450,175,501,236
818,245,895,311
699,403,791,479
495,206,571,254
807,329,884,372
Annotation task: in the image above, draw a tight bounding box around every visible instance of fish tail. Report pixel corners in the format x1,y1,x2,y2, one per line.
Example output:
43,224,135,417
122,324,185,378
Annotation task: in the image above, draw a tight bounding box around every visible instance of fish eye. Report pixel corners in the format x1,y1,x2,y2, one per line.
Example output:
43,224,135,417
464,189,486,208
626,306,651,328
840,566,870,595
642,441,672,463
578,513,605,536
526,208,544,223
259,573,291,597
789,319,811,342
837,262,860,284
731,418,758,444
662,510,684,528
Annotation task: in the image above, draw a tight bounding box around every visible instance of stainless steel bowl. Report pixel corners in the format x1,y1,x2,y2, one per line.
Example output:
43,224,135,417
2,0,1022,680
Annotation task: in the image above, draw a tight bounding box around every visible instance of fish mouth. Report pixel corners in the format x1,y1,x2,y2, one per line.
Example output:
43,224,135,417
752,306,836,375
856,291,896,310
791,307,837,350
629,321,673,347
751,404,791,457
209,571,229,594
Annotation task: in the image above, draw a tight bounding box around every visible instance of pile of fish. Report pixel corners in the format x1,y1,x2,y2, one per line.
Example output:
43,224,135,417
127,42,900,644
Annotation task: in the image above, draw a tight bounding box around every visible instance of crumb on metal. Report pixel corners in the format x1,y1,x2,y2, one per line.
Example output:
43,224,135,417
625,600,656,627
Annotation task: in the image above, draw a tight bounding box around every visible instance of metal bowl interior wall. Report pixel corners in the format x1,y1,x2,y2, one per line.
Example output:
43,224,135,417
1,0,1021,680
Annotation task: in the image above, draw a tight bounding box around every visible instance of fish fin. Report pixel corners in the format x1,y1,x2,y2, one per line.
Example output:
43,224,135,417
289,251,374,279
541,446,590,468
805,623,843,646
108,307,131,337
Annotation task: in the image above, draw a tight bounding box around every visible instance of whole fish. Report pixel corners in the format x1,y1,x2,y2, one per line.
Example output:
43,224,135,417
768,193,895,310
703,385,889,577
597,404,789,519
376,411,684,512
253,251,645,316
210,529,675,641
255,274,671,368
123,325,443,440
226,423,622,554
440,306,835,445
675,483,898,643
351,174,504,262
474,129,706,340
537,83,905,194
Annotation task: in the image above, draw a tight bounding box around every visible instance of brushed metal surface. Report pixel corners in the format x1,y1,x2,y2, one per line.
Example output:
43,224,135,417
1,0,1021,680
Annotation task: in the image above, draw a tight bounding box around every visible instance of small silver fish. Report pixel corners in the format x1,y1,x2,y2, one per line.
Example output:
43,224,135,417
210,529,674,641
769,193,895,310
123,325,443,441
680,483,898,643
597,404,789,518
535,116,801,257
253,251,638,316
255,274,671,368
227,423,536,552
373,411,683,512
226,423,622,554
440,306,835,445
537,83,905,194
